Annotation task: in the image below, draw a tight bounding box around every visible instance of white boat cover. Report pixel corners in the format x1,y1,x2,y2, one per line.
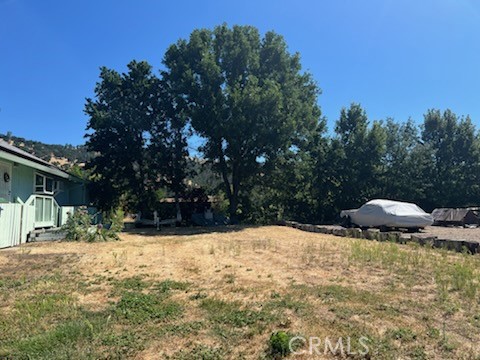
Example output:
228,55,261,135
340,199,434,228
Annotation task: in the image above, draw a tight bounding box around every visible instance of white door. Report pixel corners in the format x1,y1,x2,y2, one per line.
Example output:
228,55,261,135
0,161,12,203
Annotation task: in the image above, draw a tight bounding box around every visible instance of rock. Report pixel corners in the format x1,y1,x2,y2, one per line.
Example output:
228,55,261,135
411,236,435,247
332,228,342,236
344,228,354,238
460,241,480,254
332,228,347,237
351,228,363,239
399,234,411,244
316,226,328,234
433,239,464,252
378,232,390,242
364,229,380,241
386,232,402,243
325,227,334,235
283,221,479,256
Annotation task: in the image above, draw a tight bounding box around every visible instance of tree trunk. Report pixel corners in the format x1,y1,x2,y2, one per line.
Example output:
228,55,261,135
229,195,238,224
216,141,238,222
174,191,181,225
229,162,241,224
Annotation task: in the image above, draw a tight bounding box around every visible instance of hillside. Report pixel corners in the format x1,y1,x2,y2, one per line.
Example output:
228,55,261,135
0,132,91,167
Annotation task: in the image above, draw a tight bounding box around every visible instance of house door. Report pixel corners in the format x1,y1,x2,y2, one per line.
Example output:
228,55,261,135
0,161,12,203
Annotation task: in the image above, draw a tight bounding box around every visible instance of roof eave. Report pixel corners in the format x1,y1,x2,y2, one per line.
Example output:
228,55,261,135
0,150,71,179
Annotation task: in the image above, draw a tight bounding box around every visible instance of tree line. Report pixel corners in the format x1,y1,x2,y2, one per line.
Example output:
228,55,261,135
85,24,480,224
253,106,480,224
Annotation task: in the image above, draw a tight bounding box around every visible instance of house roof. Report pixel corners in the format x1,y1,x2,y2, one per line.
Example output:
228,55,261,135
0,139,72,179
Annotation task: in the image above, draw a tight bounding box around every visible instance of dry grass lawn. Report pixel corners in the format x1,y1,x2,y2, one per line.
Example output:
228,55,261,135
1,225,480,359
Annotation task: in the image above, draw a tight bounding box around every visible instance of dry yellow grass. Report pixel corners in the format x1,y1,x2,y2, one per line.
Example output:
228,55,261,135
1,225,480,359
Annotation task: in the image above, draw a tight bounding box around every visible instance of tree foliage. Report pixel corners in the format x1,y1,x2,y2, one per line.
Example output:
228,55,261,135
83,24,480,225
251,104,480,223
162,24,322,219
85,61,157,211
85,61,189,212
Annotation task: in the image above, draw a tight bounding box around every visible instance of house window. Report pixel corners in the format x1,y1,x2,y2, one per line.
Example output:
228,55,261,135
34,196,57,223
35,174,60,195
35,174,44,193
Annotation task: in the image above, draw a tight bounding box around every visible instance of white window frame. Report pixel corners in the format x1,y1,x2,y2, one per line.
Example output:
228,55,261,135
33,195,59,227
34,173,61,195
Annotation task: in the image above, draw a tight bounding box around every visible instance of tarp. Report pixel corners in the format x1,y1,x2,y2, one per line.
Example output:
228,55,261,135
432,208,479,225
340,199,434,228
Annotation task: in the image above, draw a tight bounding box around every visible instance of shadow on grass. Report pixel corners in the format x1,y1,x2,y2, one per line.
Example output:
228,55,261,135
122,224,263,237
0,252,80,276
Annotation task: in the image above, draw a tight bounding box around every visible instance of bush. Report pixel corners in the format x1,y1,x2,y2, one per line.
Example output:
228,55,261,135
106,208,125,233
268,331,295,359
62,207,123,242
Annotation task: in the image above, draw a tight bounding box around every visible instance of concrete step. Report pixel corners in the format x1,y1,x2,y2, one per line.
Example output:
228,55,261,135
28,228,66,242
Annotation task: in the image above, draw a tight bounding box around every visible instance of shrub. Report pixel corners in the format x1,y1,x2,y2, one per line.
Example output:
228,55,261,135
107,208,125,233
62,207,91,241
269,331,294,359
62,207,122,242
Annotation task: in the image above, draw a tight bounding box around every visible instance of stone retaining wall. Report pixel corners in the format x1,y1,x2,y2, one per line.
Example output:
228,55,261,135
283,221,480,254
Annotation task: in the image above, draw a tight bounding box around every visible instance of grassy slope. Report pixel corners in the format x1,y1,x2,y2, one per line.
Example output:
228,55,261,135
0,133,90,164
0,226,479,359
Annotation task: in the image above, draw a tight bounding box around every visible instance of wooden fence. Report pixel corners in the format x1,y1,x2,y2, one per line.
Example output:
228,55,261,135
0,199,80,249
0,203,23,248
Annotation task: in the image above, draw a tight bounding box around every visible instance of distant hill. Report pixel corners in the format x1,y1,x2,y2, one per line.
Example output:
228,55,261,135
0,133,221,185
0,132,91,168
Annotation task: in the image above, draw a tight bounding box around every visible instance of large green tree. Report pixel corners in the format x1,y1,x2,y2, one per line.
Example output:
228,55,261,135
421,109,480,208
149,76,190,217
86,60,191,213
243,127,326,224
330,103,386,212
163,24,321,220
381,118,433,208
85,61,159,211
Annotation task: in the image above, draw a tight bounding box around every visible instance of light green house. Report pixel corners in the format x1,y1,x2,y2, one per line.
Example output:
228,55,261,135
0,139,90,248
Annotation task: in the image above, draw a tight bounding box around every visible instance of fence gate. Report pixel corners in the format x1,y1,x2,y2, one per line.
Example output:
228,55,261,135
0,203,22,248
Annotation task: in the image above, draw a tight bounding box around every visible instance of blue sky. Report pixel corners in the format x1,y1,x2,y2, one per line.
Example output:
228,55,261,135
1,0,479,145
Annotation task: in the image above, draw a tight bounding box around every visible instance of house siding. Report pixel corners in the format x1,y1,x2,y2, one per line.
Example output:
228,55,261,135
1,145,91,248
1,155,88,206
57,180,88,206
55,182,69,205
68,181,89,206
12,162,35,202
